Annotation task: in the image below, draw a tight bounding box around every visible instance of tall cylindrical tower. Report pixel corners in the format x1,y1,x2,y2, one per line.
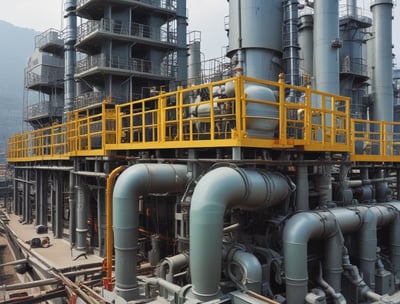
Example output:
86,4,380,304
298,14,314,84
63,0,77,120
370,0,394,122
314,0,340,95
187,32,202,86
227,0,283,80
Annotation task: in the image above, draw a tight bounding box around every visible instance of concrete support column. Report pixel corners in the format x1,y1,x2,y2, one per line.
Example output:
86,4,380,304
13,173,18,215
69,166,77,247
35,170,41,225
97,185,106,257
23,169,31,224
76,181,88,251
54,172,64,238
36,170,49,226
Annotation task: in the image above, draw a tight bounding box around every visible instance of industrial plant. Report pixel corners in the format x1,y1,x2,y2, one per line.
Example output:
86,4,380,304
3,0,400,303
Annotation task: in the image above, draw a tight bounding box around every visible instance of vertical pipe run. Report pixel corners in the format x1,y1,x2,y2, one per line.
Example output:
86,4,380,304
54,172,64,238
298,14,314,81
284,205,399,304
187,37,202,86
75,184,88,251
113,164,188,301
69,168,76,246
388,202,400,280
284,208,366,304
105,165,126,290
189,167,291,301
296,163,309,211
176,0,187,83
35,170,42,225
283,211,337,304
63,0,77,120
358,207,378,290
12,175,17,215
283,0,300,87
323,225,344,292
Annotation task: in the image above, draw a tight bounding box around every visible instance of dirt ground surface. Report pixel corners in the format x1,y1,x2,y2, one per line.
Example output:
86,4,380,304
0,235,20,300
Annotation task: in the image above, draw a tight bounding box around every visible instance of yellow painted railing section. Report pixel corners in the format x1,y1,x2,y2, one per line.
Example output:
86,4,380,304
67,102,116,156
13,75,400,163
350,119,400,162
7,125,69,162
107,75,350,151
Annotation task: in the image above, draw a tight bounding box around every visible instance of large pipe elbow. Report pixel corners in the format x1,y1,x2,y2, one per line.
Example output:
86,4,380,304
283,211,337,304
228,248,262,293
113,163,188,301
189,166,291,300
386,202,400,279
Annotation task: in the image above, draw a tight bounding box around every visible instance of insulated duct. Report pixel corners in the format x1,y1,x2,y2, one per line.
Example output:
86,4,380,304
189,166,291,301
112,164,188,301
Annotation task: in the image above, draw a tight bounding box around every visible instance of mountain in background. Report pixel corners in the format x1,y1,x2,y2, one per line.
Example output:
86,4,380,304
0,20,38,162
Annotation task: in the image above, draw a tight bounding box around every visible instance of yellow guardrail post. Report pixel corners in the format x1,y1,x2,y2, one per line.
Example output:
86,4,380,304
177,87,183,142
382,121,387,158
237,75,245,140
278,73,286,146
209,82,215,141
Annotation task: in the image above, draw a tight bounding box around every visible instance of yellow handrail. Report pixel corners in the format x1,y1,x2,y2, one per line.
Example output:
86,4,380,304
7,75,357,162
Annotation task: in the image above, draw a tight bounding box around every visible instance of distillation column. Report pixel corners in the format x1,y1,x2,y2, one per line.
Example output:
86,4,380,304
227,0,283,81
63,0,77,118
370,0,394,122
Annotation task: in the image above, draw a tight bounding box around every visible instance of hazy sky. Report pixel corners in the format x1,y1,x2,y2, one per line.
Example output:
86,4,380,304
0,0,399,63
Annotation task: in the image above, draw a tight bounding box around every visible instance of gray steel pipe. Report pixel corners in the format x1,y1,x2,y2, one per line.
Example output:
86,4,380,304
314,0,340,95
387,202,400,279
323,223,344,293
63,0,77,120
228,247,262,293
113,164,188,301
189,167,291,301
160,253,189,282
359,207,378,290
284,211,338,304
284,205,399,303
296,163,309,211
370,0,394,122
76,184,88,251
